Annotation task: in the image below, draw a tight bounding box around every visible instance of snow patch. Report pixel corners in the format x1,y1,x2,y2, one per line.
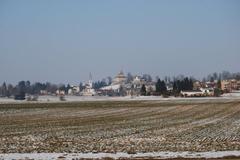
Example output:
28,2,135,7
0,91,240,104
1,151,240,160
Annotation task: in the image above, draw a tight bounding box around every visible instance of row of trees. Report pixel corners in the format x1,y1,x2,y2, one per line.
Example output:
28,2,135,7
0,80,110,98
138,71,239,86
140,76,224,97
155,79,167,95
0,81,59,98
140,79,168,96
203,71,240,82
92,80,108,90
140,77,194,97
173,78,193,94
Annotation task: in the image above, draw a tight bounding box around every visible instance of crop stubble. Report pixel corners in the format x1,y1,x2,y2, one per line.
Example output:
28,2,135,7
0,100,240,153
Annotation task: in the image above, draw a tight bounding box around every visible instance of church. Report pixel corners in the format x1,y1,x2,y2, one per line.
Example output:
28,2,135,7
100,71,127,96
80,73,96,96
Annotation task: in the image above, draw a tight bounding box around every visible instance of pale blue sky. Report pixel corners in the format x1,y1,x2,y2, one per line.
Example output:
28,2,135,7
0,0,240,84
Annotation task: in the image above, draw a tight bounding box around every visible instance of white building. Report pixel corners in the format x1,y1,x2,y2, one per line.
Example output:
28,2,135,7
68,85,80,95
181,87,214,97
56,90,65,96
81,74,96,96
100,71,127,96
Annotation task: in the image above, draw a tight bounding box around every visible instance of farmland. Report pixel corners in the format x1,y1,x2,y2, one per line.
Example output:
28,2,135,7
0,99,240,159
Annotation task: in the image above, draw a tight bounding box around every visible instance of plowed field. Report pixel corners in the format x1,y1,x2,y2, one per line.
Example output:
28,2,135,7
0,100,240,154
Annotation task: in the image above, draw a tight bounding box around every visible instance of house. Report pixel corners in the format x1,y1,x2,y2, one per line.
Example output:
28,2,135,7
145,82,156,95
237,80,240,90
200,88,214,96
125,76,142,96
180,88,214,97
221,79,239,92
230,79,239,90
205,81,216,88
100,84,121,92
68,85,80,95
56,90,65,96
180,90,203,97
193,81,202,90
221,80,230,92
40,90,48,95
126,76,155,96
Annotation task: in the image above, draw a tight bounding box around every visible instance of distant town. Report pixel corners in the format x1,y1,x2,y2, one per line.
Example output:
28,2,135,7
0,71,240,101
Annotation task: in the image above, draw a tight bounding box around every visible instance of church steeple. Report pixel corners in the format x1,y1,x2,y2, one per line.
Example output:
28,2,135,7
89,72,93,88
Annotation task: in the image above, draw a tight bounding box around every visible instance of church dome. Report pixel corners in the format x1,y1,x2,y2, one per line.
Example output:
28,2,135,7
112,71,126,85
116,71,126,79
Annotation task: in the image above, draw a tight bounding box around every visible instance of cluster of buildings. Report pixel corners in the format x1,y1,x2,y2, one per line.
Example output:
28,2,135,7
193,79,240,93
53,71,155,97
181,79,240,97
221,79,240,92
51,71,240,97
99,71,155,96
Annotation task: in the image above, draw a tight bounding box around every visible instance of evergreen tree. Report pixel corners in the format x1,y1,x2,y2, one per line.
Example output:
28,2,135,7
217,79,222,89
14,81,26,100
6,84,14,97
189,79,193,90
25,81,31,94
1,82,7,97
176,80,181,93
79,82,84,91
155,79,161,95
140,84,146,96
160,80,167,94
93,80,107,89
183,77,189,90
17,81,26,94
173,81,177,92
172,77,193,94
214,88,221,97
155,79,167,95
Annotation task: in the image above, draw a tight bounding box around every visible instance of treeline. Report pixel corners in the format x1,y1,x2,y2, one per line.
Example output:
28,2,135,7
140,77,194,97
0,80,109,98
92,80,108,90
155,77,193,96
203,71,240,82
0,71,239,98
0,81,58,97
173,78,193,93
155,79,167,95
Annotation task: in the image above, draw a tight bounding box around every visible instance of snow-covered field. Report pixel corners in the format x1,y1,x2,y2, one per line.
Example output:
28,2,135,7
1,101,240,154
1,151,240,160
0,90,240,104
1,94,240,159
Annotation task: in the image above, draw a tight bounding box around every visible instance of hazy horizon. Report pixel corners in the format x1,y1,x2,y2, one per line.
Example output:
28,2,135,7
1,0,240,84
